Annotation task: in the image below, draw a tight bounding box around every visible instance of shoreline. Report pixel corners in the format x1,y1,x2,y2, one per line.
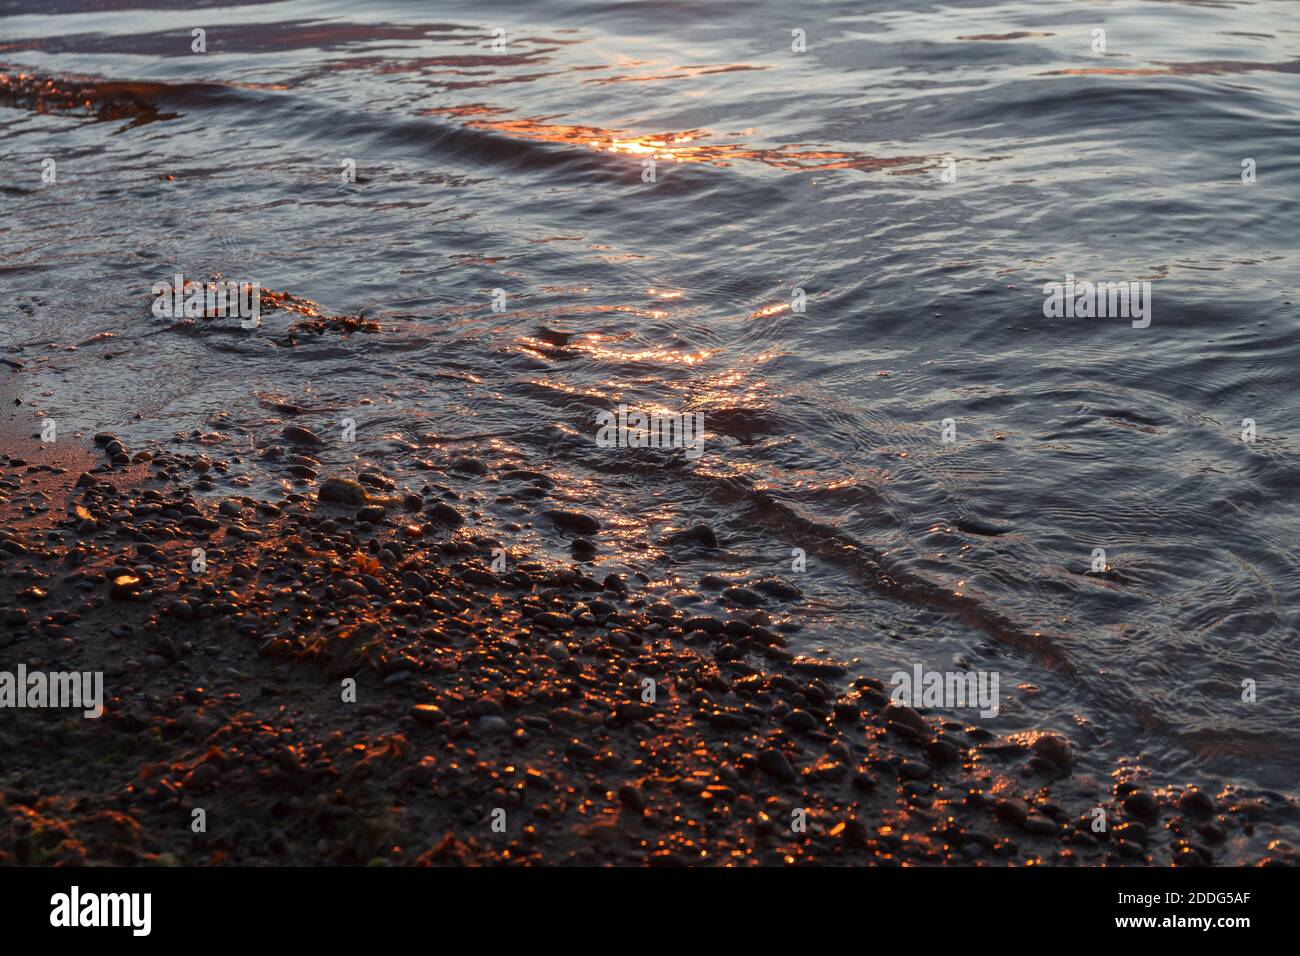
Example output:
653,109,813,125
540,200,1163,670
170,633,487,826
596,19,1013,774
0,369,1279,866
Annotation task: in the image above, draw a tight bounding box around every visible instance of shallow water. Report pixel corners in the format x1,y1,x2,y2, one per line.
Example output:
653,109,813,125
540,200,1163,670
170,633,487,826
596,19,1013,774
2,0,1299,849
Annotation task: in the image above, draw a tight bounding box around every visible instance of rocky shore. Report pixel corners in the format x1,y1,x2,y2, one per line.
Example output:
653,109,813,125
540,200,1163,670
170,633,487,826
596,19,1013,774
0,382,1289,867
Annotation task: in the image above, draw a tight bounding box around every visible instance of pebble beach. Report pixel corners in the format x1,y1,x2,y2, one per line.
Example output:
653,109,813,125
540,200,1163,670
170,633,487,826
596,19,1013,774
1,376,1288,867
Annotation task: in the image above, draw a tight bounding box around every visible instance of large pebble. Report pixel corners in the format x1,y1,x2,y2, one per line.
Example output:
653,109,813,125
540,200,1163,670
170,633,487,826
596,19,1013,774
478,715,509,735
543,509,600,535
1030,733,1072,770
1179,788,1216,816
667,524,718,548
758,748,796,783
1123,790,1160,819
319,477,368,506
283,425,324,446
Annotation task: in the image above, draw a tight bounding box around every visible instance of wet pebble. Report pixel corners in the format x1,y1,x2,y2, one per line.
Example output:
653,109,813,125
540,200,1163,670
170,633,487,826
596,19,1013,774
1030,732,1073,770
282,425,324,447
543,509,600,535
758,748,796,783
782,709,818,733
791,657,848,678
926,738,961,764
184,763,219,790
884,703,929,734
722,586,761,608
898,759,931,780
751,577,802,601
1196,820,1225,842
566,740,596,761
109,574,142,600
426,502,465,527
1023,815,1057,836
478,715,509,735
994,799,1028,826
667,523,718,548
618,785,645,813
410,704,445,726
1114,821,1149,846
451,456,489,476
1179,788,1216,816
1123,790,1160,820
319,477,368,506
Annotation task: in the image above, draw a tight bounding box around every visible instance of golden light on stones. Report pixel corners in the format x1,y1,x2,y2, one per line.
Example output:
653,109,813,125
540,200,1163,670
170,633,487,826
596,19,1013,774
110,573,141,600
